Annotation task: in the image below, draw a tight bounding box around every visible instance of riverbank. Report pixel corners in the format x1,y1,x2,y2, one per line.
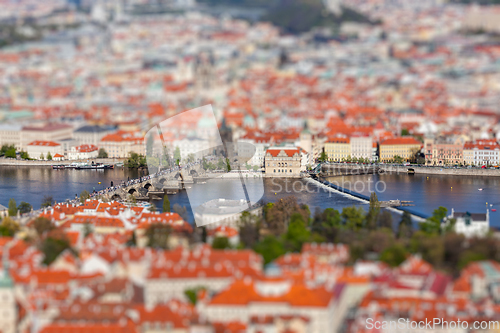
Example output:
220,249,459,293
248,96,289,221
305,177,428,223
0,157,126,166
381,165,500,177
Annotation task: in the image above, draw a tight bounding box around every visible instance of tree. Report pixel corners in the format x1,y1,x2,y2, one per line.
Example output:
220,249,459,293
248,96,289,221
145,223,171,249
410,232,444,266
253,235,286,266
17,201,32,214
341,206,365,231
163,195,170,213
239,211,260,248
401,129,410,136
0,144,15,156
226,158,231,172
40,229,74,266
217,158,227,170
5,147,16,158
98,148,108,158
47,152,52,160
420,206,447,235
172,204,188,221
318,151,328,162
458,251,487,270
393,155,403,164
33,217,55,236
365,192,380,230
125,152,147,168
398,211,413,238
380,243,408,267
8,198,17,216
265,197,309,236
184,287,206,305
174,147,181,165
0,217,20,237
41,196,54,208
20,151,29,160
311,207,341,243
40,153,44,160
80,190,90,204
378,210,393,229
212,236,231,249
283,213,310,252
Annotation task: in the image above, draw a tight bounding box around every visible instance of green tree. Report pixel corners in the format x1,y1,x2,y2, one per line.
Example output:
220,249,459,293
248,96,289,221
254,235,286,266
365,192,380,230
458,251,487,270
420,206,447,235
283,213,310,252
380,243,408,267
5,147,16,158
239,211,260,248
0,144,14,155
341,206,366,231
8,198,17,216
318,151,328,162
20,151,29,160
393,155,403,164
184,287,206,305
163,195,170,212
401,129,410,136
311,208,341,242
97,148,108,158
39,152,44,160
46,152,52,160
174,147,181,165
80,190,90,204
212,236,231,249
226,158,231,172
17,201,32,214
40,229,74,266
410,232,444,266
0,217,20,237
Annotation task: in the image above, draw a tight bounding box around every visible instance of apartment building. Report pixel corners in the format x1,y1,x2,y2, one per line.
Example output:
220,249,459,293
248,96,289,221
424,138,463,165
324,137,350,162
100,131,145,158
27,141,64,160
463,139,500,166
350,135,373,161
379,137,422,162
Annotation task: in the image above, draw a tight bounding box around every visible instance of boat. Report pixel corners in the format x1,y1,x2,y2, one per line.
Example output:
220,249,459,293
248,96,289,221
52,165,65,170
75,163,105,170
492,209,497,212
478,188,483,191
407,168,415,174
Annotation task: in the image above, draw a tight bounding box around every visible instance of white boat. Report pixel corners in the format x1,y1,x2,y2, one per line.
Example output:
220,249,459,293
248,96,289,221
478,188,483,191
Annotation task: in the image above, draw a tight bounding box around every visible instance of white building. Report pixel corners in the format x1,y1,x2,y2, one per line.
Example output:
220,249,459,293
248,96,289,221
238,136,271,167
201,277,337,333
447,208,490,238
27,141,64,160
21,124,73,150
350,135,373,161
67,144,99,160
463,139,500,166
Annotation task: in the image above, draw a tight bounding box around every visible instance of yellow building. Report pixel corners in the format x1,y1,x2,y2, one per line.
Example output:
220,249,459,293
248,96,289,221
379,137,422,162
324,138,350,162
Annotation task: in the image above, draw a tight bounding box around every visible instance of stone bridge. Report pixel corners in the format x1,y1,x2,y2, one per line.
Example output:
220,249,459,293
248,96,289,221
104,164,206,202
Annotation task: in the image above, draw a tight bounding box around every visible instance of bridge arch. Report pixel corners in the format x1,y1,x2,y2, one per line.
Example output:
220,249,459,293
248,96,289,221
144,183,152,190
111,194,121,201
128,188,137,195
189,169,198,176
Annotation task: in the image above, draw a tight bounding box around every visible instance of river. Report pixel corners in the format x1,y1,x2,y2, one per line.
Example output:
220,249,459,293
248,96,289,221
1,166,498,227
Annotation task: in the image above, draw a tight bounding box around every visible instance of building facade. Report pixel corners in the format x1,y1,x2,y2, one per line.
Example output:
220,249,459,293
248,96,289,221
424,138,463,165
324,137,350,162
21,124,73,149
463,139,500,166
27,141,64,160
67,144,99,160
100,132,145,158
264,147,305,177
350,136,373,161
379,137,422,162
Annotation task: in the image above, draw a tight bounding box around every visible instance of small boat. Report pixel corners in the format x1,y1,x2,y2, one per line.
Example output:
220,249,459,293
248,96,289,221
52,165,65,170
478,188,483,191
492,209,497,212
